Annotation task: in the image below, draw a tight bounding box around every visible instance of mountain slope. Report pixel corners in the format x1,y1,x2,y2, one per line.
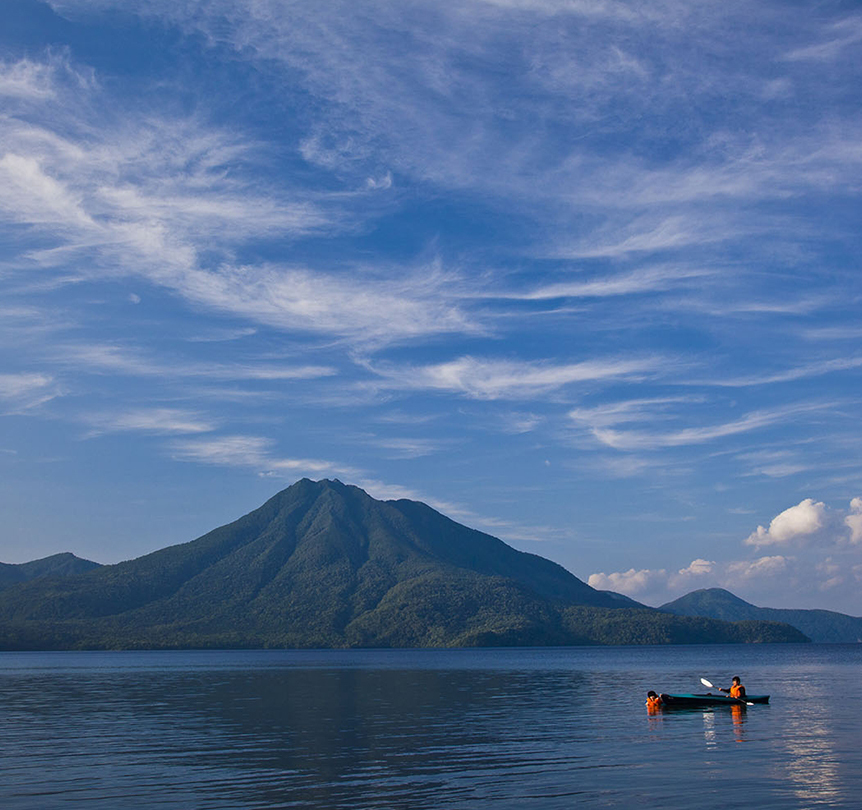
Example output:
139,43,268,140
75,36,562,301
660,588,862,643
0,481,809,649
0,553,101,591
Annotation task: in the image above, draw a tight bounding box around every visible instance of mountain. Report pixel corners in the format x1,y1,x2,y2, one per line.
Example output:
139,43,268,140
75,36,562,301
660,588,862,643
599,590,646,607
0,480,809,649
0,553,101,590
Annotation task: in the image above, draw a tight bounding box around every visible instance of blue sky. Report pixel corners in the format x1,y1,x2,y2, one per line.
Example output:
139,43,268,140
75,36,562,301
2,0,861,613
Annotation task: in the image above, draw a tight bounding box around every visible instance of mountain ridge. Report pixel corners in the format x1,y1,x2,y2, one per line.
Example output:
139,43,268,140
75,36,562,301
0,553,101,591
0,480,809,649
660,588,862,643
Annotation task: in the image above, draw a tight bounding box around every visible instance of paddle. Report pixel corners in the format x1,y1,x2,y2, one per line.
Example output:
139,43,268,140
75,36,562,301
701,677,754,705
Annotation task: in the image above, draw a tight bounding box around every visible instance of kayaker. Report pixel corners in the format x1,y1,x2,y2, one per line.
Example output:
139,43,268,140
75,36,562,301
645,690,662,710
719,676,746,700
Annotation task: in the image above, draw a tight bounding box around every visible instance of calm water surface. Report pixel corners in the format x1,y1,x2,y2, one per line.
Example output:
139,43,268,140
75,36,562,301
1,644,860,808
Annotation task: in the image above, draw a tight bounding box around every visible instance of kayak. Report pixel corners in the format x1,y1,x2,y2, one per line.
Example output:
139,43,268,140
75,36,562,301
659,692,770,707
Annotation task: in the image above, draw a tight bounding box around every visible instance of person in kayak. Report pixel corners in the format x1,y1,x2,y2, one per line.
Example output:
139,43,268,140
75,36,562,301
646,690,662,710
719,676,746,700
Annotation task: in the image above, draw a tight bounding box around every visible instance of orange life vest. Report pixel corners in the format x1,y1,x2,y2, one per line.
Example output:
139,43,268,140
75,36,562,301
646,695,662,708
730,684,745,699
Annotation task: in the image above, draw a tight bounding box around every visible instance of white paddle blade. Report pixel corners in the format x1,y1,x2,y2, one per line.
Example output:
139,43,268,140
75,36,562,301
700,678,714,689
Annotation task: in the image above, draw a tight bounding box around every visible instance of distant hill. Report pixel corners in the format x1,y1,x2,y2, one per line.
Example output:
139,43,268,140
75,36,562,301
660,588,862,643
0,480,808,649
0,553,101,590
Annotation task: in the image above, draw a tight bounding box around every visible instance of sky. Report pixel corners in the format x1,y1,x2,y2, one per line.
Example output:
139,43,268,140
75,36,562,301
1,0,861,614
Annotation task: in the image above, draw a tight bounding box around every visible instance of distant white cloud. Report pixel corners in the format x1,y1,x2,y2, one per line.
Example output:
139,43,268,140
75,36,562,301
569,396,702,429
1,55,477,349
589,557,717,598
579,498,862,610
0,52,93,101
725,555,791,580
369,354,661,399
173,262,479,346
556,215,730,259
846,498,862,544
745,498,828,547
365,171,393,190
502,266,712,301
171,434,362,480
0,372,59,412
590,404,818,451
783,15,862,62
703,356,862,388
374,437,445,459
679,558,714,576
82,408,218,437
56,343,336,383
588,567,665,595
498,411,544,434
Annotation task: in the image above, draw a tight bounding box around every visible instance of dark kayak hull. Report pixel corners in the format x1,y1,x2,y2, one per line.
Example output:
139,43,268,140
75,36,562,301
659,692,770,707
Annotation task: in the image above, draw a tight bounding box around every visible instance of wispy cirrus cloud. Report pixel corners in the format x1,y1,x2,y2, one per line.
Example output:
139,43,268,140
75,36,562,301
171,434,363,480
588,402,831,451
81,408,218,437
2,53,477,350
53,343,337,383
569,396,703,429
367,354,662,400
782,15,862,62
0,372,59,412
694,356,862,388
495,265,713,300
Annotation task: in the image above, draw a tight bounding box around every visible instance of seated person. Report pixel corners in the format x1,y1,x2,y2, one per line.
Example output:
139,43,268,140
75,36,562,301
719,676,746,700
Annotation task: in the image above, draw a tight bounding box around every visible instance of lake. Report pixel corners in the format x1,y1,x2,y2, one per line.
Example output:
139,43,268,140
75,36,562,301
1,644,860,808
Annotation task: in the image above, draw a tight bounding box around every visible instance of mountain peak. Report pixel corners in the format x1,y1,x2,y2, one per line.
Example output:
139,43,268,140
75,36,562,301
0,482,810,648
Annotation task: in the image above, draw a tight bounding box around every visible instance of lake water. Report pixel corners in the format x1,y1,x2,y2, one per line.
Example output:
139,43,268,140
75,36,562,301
1,644,860,808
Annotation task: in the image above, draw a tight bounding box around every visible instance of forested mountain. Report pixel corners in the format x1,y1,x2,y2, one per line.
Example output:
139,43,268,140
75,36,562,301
0,480,808,649
660,588,862,643
0,553,101,591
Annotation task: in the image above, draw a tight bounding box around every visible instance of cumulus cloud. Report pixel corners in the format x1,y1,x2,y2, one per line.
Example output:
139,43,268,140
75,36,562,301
745,498,827,547
679,558,714,576
845,498,862,544
588,558,716,598
743,496,862,548
589,555,798,607
588,567,665,595
591,497,862,609
726,555,790,579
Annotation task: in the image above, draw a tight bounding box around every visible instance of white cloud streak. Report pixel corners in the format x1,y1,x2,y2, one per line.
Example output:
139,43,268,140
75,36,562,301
171,435,363,480
0,372,60,412
368,355,661,399
589,405,809,450
82,408,218,437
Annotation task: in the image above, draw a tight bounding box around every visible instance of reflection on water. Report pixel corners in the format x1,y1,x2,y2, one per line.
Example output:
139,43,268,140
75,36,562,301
1,645,861,809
